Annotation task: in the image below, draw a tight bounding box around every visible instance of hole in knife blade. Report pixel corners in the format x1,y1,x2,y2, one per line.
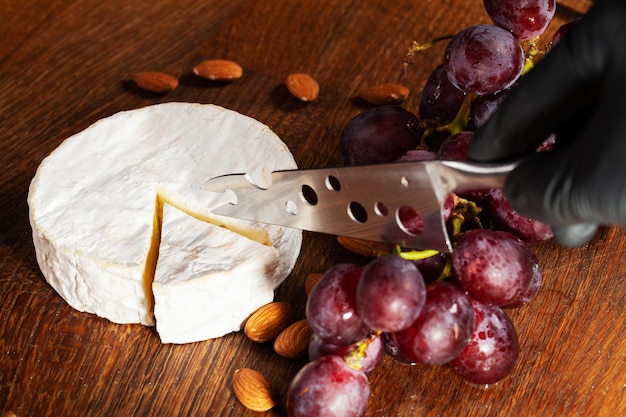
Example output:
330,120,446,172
285,200,298,215
325,175,341,191
374,202,388,216
396,205,424,235
300,184,318,205
348,201,368,223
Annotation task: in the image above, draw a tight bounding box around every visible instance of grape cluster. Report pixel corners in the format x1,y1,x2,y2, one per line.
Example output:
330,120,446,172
285,1,570,416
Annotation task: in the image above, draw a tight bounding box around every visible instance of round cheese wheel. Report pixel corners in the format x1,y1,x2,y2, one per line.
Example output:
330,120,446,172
28,103,302,343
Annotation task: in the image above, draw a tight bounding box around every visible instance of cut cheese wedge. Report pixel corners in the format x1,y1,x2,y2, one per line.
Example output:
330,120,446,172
28,102,302,343
153,203,280,343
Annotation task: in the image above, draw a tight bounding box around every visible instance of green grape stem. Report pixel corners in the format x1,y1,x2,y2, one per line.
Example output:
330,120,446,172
450,195,484,233
522,56,535,75
406,34,456,56
401,34,456,82
521,36,552,76
345,330,382,371
420,93,476,142
436,256,453,282
396,247,440,261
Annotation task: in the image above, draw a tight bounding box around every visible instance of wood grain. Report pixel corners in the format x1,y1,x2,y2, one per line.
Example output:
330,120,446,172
2,0,623,416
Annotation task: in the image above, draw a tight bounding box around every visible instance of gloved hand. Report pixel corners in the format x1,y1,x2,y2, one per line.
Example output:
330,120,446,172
468,0,626,247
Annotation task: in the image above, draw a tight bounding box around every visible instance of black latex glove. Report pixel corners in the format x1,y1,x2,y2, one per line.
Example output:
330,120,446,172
468,0,626,247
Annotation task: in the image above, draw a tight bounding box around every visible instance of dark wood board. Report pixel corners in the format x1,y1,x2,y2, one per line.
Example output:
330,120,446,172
3,0,624,416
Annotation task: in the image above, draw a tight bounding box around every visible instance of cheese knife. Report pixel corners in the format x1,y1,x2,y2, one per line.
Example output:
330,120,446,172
202,160,519,252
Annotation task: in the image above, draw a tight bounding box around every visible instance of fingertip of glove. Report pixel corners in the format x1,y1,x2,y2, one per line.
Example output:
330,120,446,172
552,223,599,247
467,129,500,161
466,136,487,160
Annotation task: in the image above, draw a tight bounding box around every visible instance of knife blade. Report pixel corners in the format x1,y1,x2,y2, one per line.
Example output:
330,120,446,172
202,160,519,252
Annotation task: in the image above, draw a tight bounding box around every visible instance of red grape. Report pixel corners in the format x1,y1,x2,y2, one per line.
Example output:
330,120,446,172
286,355,370,417
356,255,426,333
437,131,490,200
306,263,371,345
308,333,383,373
452,229,537,306
442,192,456,222
552,18,581,45
449,299,519,384
381,332,416,364
436,131,473,161
388,282,475,365
484,187,554,243
470,89,510,129
397,149,436,162
443,24,524,95
504,260,542,308
340,105,421,166
419,64,467,122
483,0,556,41
412,252,447,284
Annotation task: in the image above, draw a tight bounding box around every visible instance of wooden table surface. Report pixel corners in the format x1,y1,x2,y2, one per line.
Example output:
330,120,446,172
2,0,624,416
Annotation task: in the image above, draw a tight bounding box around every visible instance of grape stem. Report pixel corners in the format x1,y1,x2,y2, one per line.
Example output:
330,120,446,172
437,93,474,134
433,195,485,282
522,36,551,75
436,256,453,282
345,330,382,371
420,93,476,142
395,247,440,261
400,34,456,82
450,195,484,235
405,34,456,58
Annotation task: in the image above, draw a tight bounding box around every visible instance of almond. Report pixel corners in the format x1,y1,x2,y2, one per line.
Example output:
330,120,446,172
132,71,178,93
286,73,319,101
358,83,410,105
193,59,243,81
274,319,313,359
304,273,323,296
232,368,277,412
337,235,394,258
244,301,293,343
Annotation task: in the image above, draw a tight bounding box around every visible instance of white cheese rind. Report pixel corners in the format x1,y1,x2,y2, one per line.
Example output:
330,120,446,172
28,103,302,339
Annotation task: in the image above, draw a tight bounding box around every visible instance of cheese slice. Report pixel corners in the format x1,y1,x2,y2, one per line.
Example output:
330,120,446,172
153,203,280,343
28,102,302,343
